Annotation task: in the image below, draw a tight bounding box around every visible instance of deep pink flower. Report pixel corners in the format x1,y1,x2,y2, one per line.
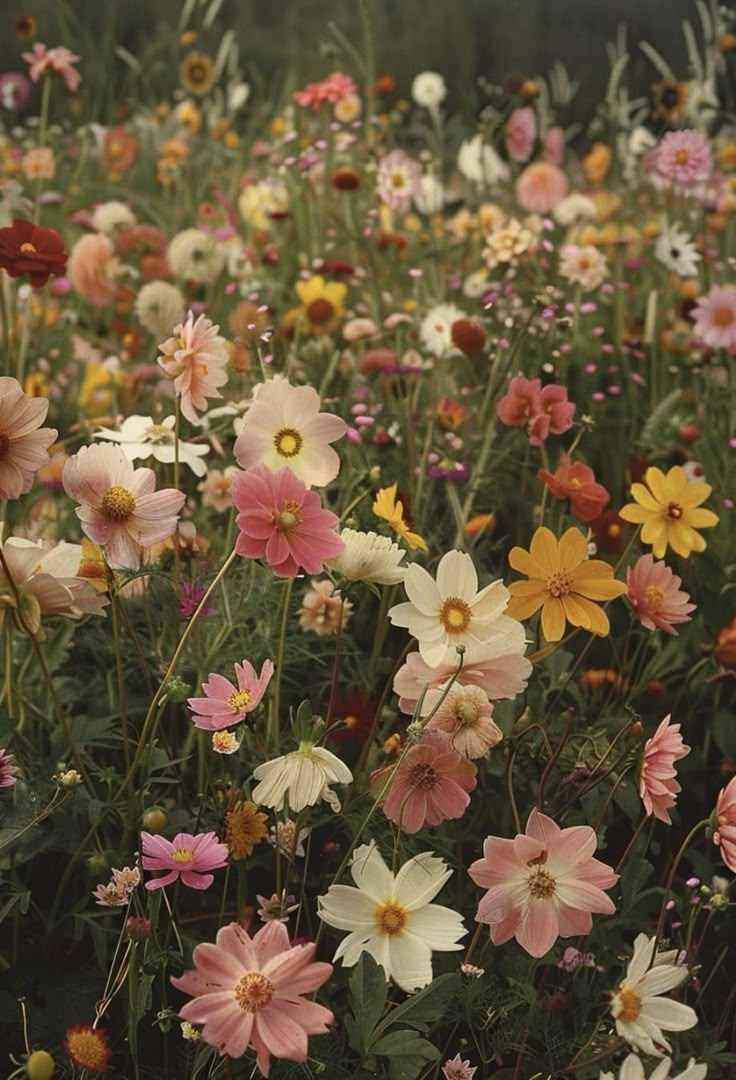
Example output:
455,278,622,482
22,43,81,92
0,748,18,788
713,776,736,873
515,162,569,213
469,808,617,957
158,311,229,425
653,129,712,191
0,377,57,499
506,107,536,163
142,831,228,890
233,464,344,578
639,715,690,824
382,730,477,833
188,658,274,730
626,554,696,635
691,283,736,352
171,920,333,1073
496,374,575,445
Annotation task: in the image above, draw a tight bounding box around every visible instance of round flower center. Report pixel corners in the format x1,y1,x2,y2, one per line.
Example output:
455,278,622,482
439,596,472,634
228,688,252,711
19,241,36,253
170,847,194,863
568,477,582,490
643,584,666,610
64,1028,109,1070
234,971,274,1012
276,499,302,532
390,171,406,189
375,900,407,936
101,485,136,522
273,426,303,459
666,502,683,520
145,423,173,444
306,298,334,325
527,865,556,898
0,432,9,459
614,985,642,1023
408,762,439,790
608,523,621,537
674,148,690,165
456,698,479,726
546,570,573,598
712,305,735,327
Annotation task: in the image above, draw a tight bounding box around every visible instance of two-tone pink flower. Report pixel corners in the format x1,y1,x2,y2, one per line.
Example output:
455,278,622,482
639,715,690,824
0,377,57,500
188,658,274,730
158,311,229,425
141,831,228,891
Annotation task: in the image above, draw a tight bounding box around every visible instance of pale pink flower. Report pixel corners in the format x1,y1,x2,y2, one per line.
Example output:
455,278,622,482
62,443,185,570
0,377,57,499
423,682,502,759
67,233,118,306
713,775,736,873
506,107,536,163
515,161,569,213
188,659,274,731
443,1054,477,1080
22,43,81,92
233,463,344,578
626,554,695,635
141,831,228,890
382,730,477,833
0,535,108,633
691,283,736,352
496,374,575,445
0,748,18,788
171,920,333,1072
639,715,690,824
653,130,712,191
377,150,422,212
543,126,565,166
469,808,617,958
158,311,229,425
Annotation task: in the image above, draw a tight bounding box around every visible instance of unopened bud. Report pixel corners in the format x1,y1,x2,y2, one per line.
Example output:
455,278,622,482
142,808,167,833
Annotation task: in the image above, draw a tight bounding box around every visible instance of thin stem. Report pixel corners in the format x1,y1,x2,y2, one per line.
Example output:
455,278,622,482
654,819,710,944
268,577,294,753
110,586,131,772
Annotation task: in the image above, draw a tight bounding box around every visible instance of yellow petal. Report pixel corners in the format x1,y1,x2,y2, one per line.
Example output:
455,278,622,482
619,502,652,524
628,484,663,512
529,527,560,574
679,481,712,507
574,596,610,635
684,507,719,528
644,466,671,504
505,590,546,621
558,527,587,570
540,597,566,641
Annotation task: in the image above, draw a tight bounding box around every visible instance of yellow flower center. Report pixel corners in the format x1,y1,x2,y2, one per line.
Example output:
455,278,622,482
64,1027,109,1070
20,241,36,253
526,851,556,898
614,985,642,1023
644,584,666,610
275,499,302,532
456,698,479,726
666,502,683,520
713,305,734,327
608,523,621,537
306,298,335,325
674,148,690,165
273,426,303,459
375,899,407,935
546,570,573,598
390,172,406,189
439,596,472,634
146,422,173,443
170,847,194,863
234,971,274,1012
228,688,252,711
568,477,582,489
101,485,136,522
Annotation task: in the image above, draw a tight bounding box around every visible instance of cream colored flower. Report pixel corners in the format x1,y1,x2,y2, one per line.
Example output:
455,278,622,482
610,934,697,1056
167,228,225,284
252,742,352,812
483,217,534,269
298,579,352,636
91,200,136,234
134,280,186,339
559,244,608,291
327,528,406,585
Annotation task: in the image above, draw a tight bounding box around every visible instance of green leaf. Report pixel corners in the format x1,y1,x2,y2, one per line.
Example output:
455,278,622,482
347,952,388,1055
372,1030,440,1080
374,972,460,1036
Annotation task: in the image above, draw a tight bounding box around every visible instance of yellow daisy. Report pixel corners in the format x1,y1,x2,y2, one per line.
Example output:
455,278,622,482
283,275,347,337
179,51,214,97
619,465,719,558
372,483,427,552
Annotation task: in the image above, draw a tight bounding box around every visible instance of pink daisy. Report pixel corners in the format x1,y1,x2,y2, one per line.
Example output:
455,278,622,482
62,443,185,570
233,463,344,578
653,129,713,191
171,920,333,1073
382,730,477,833
188,658,274,731
469,808,617,958
158,311,229,425
0,748,19,789
0,377,57,500
377,150,422,212
442,1054,477,1080
639,715,690,824
714,776,736,873
141,831,228,891
22,43,81,92
422,682,502,759
691,283,736,352
626,554,696,635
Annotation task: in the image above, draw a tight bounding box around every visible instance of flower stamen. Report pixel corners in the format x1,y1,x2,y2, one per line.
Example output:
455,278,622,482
234,971,274,1012
101,485,136,521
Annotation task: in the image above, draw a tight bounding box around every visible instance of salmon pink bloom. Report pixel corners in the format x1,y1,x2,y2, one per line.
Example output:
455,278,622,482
626,555,695,635
515,161,569,213
496,374,575,445
0,377,57,499
691,283,736,352
639,715,690,824
469,808,617,957
142,831,228,890
422,682,502,759
188,658,274,730
22,43,81,92
171,920,333,1071
538,454,610,522
233,463,343,578
713,775,736,873
158,311,229,425
67,233,118,306
382,730,477,833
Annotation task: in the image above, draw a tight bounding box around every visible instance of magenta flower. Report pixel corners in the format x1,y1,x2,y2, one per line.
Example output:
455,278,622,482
469,808,617,958
188,658,274,730
382,730,477,833
626,554,696,635
653,129,712,191
639,715,690,824
22,43,81,92
0,377,57,500
233,463,344,578
691,283,736,352
141,831,228,891
495,374,575,445
0,748,18,788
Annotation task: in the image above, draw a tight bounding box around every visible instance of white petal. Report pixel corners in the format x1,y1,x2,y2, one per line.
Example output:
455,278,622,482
406,903,466,949
402,564,441,615
436,549,478,600
394,852,452,910
387,932,433,992
318,886,377,931
350,843,394,901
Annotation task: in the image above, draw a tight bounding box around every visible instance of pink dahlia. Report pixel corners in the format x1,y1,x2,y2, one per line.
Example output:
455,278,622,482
639,715,690,824
496,374,575,445
515,162,569,213
382,730,477,833
188,658,274,730
653,129,713,191
0,377,57,500
62,443,185,570
171,920,333,1073
233,463,344,578
158,311,229,425
141,831,228,890
626,554,695,635
0,747,18,788
713,776,736,873
691,283,736,352
469,808,617,957
22,43,81,92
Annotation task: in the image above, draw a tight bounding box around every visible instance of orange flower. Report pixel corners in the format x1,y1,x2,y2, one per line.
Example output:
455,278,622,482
101,126,138,178
436,395,468,430
715,616,736,666
464,513,496,538
582,143,612,185
537,454,610,522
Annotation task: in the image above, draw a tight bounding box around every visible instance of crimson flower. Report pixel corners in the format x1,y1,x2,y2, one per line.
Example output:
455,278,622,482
0,218,67,288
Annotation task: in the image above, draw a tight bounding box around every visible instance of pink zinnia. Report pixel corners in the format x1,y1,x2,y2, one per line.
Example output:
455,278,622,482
158,311,229,425
626,554,696,635
653,129,712,191
0,748,18,788
505,107,536,163
639,715,690,824
691,283,736,352
22,43,81,92
496,374,575,445
233,463,344,578
141,831,228,890
171,920,333,1072
394,641,532,713
188,658,274,730
422,682,502,759
62,443,185,570
469,808,617,958
382,730,477,833
714,776,736,873
0,377,57,499
515,161,569,213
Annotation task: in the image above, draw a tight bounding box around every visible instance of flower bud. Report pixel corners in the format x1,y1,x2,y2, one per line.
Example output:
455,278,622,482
25,1050,55,1080
142,808,167,833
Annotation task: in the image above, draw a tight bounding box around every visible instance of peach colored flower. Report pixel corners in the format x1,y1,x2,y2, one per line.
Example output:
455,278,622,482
515,161,569,213
142,831,228,891
713,776,736,873
298,578,352,636
188,658,274,731
496,374,575,445
157,310,229,425
382,730,477,833
67,233,118,306
22,43,81,91
626,554,695,635
538,454,610,522
422,682,502,759
0,377,57,499
639,715,690,823
22,146,55,181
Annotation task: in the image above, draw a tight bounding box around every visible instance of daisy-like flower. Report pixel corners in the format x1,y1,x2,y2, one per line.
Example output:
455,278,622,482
225,800,269,860
23,43,81,92
626,554,695,634
0,377,57,500
157,311,229,425
62,444,185,571
691,283,736,351
252,741,352,812
388,549,511,667
234,381,346,487
619,465,719,559
317,842,466,992
233,463,344,578
171,920,333,1072
469,808,618,958
558,244,608,291
443,1054,477,1080
188,658,274,731
639,715,690,824
654,223,701,277
95,415,209,477
0,219,67,288
377,150,422,212
283,274,347,337
653,129,712,191
422,682,502,759
600,1054,707,1080
505,526,627,641
538,454,610,522
381,730,477,832
63,1025,111,1073
0,747,18,788
197,465,238,512
372,484,427,552
610,933,697,1055
141,831,228,891
419,303,466,358
713,775,736,872
327,528,407,585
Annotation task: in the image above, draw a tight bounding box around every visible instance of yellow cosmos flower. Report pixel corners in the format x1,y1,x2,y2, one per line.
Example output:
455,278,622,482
372,483,427,552
283,275,347,337
619,465,719,558
505,526,626,641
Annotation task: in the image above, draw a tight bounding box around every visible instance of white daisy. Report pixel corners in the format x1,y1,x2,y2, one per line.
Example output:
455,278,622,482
252,742,352,813
419,302,466,358
327,529,407,585
600,1052,707,1080
654,224,701,277
94,415,210,477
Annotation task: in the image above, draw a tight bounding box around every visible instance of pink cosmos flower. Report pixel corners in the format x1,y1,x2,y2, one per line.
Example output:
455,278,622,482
141,831,228,890
382,730,477,833
469,808,617,958
496,374,575,445
0,535,108,633
515,161,569,213
422,682,502,759
653,129,713,191
0,377,57,499
626,554,696,635
0,748,18,788
394,637,532,713
442,1054,477,1080
543,126,565,166
67,233,118,306
22,43,81,92
62,443,185,570
171,920,333,1073
713,775,736,873
233,463,344,578
505,107,536,163
292,70,357,109
691,283,736,352
639,715,690,824
158,311,229,425
377,150,422,212
188,658,274,730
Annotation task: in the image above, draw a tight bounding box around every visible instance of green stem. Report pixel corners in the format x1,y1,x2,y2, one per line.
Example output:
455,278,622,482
268,577,294,754
654,818,710,944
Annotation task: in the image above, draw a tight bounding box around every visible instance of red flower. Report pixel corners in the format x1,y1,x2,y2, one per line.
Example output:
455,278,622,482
538,454,610,522
0,218,67,288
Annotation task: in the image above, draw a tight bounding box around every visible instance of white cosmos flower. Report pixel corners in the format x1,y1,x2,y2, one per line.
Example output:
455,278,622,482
419,303,466,358
654,223,701,277
610,934,697,1057
94,415,210,477
411,71,447,110
600,1052,707,1080
252,742,352,813
457,134,510,186
388,550,511,667
327,529,407,585
317,842,466,992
